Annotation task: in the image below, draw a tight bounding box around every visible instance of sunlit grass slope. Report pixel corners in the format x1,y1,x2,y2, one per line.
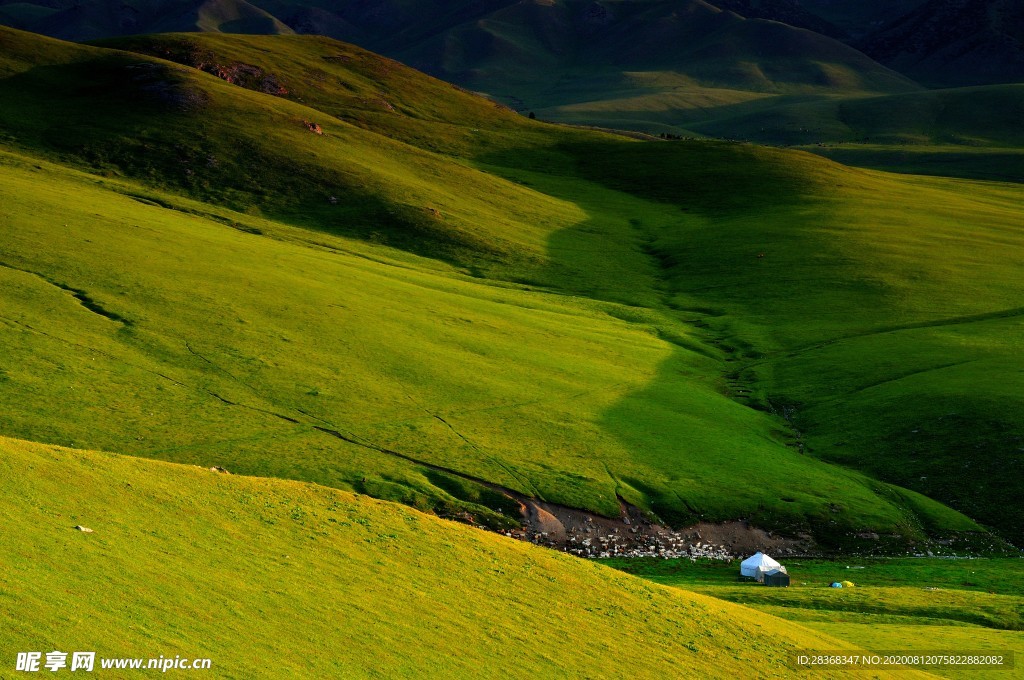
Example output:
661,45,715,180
0,28,1019,547
0,26,586,272
98,32,533,157
610,557,1024,679
0,435,924,679
0,147,972,546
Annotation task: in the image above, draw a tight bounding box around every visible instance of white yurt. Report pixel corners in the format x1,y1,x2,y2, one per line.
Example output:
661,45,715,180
740,552,781,578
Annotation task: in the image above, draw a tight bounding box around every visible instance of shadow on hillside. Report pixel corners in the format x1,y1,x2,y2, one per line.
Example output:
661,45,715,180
473,137,1014,548
469,139,881,540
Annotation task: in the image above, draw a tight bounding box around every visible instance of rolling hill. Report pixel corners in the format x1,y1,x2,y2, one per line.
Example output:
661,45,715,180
0,27,1021,553
797,0,932,40
2,0,1022,152
0,1,922,122
0,9,1022,676
675,83,1024,182
2,435,907,678
685,83,1024,147
383,0,919,97
5,0,295,42
857,0,1024,87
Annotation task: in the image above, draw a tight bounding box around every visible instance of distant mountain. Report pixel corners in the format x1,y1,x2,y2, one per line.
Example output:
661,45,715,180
0,1,915,92
2,0,1021,93
712,0,846,38
3,0,294,42
857,0,1024,86
382,0,918,98
796,0,931,39
0,0,922,130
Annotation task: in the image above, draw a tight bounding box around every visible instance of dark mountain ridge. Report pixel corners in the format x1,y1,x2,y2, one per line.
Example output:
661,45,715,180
857,0,1024,87
2,0,1020,90
0,0,909,90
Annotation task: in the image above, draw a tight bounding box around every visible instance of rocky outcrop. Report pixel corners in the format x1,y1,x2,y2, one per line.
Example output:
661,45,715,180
499,494,809,560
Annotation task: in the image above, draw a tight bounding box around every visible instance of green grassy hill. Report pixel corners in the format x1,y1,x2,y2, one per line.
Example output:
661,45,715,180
2,18,1023,678
538,82,1024,183
0,139,975,549
687,84,1024,147
672,82,1024,182
96,31,531,157
3,0,1020,155
2,435,908,678
0,28,1021,551
571,140,1024,542
0,28,579,268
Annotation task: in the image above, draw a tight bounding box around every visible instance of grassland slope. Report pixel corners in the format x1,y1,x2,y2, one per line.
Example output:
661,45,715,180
561,139,1024,543
0,28,1018,549
688,84,1024,148
1,140,982,548
1,435,918,678
0,26,580,269
98,31,532,157
609,557,1024,678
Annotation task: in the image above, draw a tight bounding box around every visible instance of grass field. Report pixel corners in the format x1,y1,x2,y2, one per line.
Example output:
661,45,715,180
0,28,1022,550
608,557,1024,678
539,81,1024,184
688,85,1024,147
686,83,1024,183
549,139,1024,544
796,144,1024,183
3,435,920,678
0,24,1022,677
0,144,970,544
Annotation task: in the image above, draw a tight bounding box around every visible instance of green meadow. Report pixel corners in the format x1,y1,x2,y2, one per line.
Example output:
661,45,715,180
538,78,1024,184
1,27,1022,548
0,143,959,542
608,557,1024,678
0,23,1022,676
4,435,918,678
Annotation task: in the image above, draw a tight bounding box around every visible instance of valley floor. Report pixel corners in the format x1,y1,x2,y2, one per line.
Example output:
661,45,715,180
607,557,1024,678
